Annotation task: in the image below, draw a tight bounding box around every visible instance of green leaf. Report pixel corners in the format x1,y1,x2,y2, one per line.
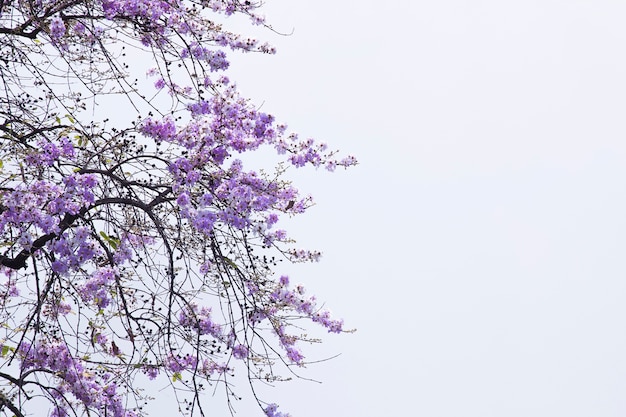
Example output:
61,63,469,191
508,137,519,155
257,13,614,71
1,344,14,357
99,231,120,250
222,256,239,270
172,372,182,382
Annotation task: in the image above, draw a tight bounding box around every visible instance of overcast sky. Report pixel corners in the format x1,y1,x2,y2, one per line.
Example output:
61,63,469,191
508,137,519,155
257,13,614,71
154,1,626,416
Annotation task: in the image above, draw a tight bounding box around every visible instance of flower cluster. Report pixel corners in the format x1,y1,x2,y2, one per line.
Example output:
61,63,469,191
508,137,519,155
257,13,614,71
101,0,174,21
0,173,100,273
165,352,198,373
0,181,63,237
79,267,117,309
265,404,292,417
49,227,103,274
137,80,355,251
268,277,344,364
18,341,136,417
48,16,66,41
182,44,230,72
25,136,75,167
232,344,248,360
179,304,224,339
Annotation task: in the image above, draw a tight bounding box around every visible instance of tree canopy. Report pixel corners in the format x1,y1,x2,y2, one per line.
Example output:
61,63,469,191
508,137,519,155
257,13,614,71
0,1,356,416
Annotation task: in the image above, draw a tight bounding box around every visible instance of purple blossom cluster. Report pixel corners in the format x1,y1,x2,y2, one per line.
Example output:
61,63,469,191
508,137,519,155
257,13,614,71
278,279,343,352
101,0,174,21
165,352,198,373
79,267,117,309
137,81,356,250
46,0,273,52
0,173,100,273
49,226,103,274
146,354,229,381
231,344,248,360
227,276,344,366
138,117,177,142
61,173,98,210
42,300,73,318
25,136,75,167
182,43,230,72
18,341,136,417
48,16,66,40
145,82,356,173
0,181,63,236
1,275,19,307
179,304,224,339
264,404,292,417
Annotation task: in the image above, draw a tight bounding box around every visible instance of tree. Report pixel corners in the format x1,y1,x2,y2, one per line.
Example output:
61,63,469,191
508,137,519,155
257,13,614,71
0,1,356,416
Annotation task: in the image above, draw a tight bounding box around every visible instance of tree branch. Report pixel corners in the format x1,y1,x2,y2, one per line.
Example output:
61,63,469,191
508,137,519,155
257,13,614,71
0,195,170,270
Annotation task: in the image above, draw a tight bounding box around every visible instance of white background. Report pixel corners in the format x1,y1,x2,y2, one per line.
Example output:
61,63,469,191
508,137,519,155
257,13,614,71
164,1,626,416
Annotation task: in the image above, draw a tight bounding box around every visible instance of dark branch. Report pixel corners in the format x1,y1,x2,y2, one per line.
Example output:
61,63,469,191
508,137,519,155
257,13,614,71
0,195,168,270
0,209,85,269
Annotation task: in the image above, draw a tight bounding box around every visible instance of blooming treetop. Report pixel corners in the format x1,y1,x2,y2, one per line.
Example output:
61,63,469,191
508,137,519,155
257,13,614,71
0,1,356,416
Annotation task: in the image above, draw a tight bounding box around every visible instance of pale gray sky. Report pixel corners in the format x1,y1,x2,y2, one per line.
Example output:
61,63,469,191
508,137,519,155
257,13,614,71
159,1,626,416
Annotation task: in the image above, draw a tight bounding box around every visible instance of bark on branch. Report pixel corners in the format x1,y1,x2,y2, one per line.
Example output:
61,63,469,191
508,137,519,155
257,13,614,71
0,194,170,270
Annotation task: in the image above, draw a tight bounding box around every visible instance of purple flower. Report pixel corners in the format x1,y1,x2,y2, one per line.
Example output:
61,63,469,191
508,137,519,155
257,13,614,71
265,404,292,417
232,344,248,360
176,192,190,206
73,22,85,34
49,16,66,40
286,347,303,364
143,366,159,380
